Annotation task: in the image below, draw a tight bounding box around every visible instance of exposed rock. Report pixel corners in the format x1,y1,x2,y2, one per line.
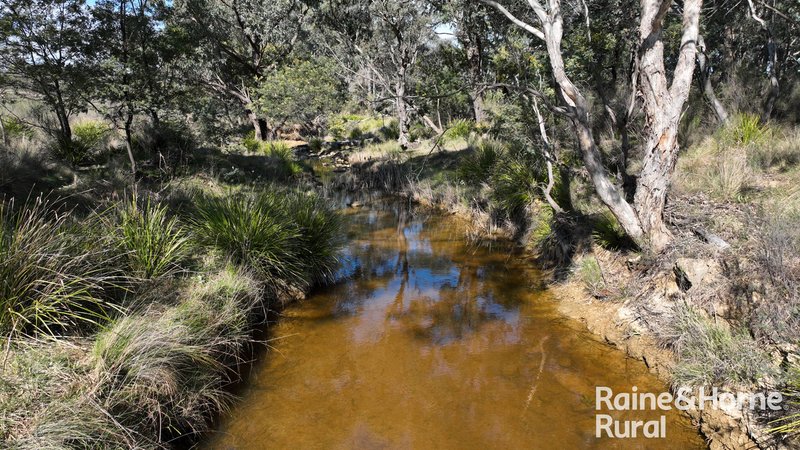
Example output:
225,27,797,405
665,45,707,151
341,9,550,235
674,257,723,291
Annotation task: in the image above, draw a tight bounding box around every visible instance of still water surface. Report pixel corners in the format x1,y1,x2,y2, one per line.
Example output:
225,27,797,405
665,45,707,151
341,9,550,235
206,204,705,449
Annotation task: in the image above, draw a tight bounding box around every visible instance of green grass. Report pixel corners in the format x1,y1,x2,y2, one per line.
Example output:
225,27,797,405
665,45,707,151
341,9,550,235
113,196,188,279
659,303,777,387
457,139,504,183
0,197,115,337
190,189,342,289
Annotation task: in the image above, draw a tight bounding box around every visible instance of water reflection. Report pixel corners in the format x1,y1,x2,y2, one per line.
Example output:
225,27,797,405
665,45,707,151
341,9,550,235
205,204,705,450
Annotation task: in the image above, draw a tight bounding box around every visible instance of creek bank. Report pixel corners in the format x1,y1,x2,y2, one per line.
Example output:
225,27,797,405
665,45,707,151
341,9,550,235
313,143,797,450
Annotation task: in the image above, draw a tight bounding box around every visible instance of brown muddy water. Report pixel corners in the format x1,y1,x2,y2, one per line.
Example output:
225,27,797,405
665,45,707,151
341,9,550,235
205,204,705,449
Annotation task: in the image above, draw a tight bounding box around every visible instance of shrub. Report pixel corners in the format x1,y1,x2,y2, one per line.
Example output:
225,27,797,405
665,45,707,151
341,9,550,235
284,192,344,284
113,196,188,279
443,118,474,141
55,120,110,165
190,191,305,286
457,139,504,184
657,302,776,387
0,197,113,337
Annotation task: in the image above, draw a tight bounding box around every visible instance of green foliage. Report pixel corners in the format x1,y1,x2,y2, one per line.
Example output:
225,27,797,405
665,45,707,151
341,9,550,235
457,139,505,183
443,118,473,141
52,120,110,165
113,196,188,279
242,130,259,153
717,113,771,147
661,303,776,387
349,127,364,140
769,365,800,435
190,189,342,288
491,148,544,216
577,256,606,297
308,137,323,153
0,117,33,140
0,197,113,337
284,192,344,284
592,212,635,250
379,119,400,141
256,58,346,129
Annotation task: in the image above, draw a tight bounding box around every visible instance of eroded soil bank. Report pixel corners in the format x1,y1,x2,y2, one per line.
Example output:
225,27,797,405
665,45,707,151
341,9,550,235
205,203,704,449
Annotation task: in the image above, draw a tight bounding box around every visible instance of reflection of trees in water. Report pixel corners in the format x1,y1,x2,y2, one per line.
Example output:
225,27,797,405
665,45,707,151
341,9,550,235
340,203,537,343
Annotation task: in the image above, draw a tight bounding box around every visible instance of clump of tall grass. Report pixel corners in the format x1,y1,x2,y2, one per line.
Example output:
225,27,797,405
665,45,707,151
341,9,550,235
90,266,261,443
592,212,636,250
190,189,342,289
285,192,344,285
716,113,771,148
576,255,606,298
457,139,505,183
0,197,114,337
443,118,474,142
769,365,800,435
491,149,544,217
53,120,110,166
112,196,189,280
656,302,776,387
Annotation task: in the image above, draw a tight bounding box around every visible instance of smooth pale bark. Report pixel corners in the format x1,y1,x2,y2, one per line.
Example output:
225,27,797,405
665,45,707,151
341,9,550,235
634,0,702,252
697,34,729,125
484,0,703,252
483,0,645,244
395,74,410,148
531,97,563,213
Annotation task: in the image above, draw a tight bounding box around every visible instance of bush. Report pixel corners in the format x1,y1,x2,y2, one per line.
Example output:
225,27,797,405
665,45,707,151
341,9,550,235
349,127,364,141
190,190,342,289
113,196,188,279
443,118,474,141
657,303,776,387
457,139,504,183
58,120,110,165
0,197,114,337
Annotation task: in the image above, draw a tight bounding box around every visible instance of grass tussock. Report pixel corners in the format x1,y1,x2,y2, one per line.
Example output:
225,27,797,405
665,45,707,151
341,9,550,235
656,302,776,388
191,189,342,290
0,196,115,337
112,196,189,280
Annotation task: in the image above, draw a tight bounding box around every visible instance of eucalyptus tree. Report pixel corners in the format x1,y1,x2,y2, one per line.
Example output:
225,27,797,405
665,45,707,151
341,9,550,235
322,0,437,147
482,0,703,251
174,0,312,141
91,0,172,174
0,0,91,148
